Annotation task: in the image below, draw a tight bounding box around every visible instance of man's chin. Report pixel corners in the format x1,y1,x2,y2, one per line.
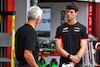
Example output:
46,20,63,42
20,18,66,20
67,19,72,21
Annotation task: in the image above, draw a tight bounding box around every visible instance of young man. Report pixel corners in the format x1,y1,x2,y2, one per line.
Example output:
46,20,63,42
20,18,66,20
55,2,88,67
15,6,42,67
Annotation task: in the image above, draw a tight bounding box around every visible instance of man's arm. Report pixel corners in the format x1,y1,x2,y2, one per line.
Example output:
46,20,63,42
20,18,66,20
24,50,38,67
69,40,87,64
56,39,70,57
56,39,79,64
76,40,87,60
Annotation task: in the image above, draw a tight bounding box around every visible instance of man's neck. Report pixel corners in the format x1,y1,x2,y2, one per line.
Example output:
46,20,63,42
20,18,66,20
27,20,36,28
67,19,77,25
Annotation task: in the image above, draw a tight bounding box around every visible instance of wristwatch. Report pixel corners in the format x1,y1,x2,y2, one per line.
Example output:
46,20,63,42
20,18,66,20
68,54,71,59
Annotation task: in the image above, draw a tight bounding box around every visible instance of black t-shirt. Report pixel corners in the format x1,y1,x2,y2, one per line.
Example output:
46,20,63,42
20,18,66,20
55,22,88,64
15,24,40,64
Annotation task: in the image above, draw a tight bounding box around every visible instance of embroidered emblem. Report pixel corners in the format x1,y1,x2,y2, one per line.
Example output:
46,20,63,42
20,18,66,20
62,27,69,32
74,27,80,32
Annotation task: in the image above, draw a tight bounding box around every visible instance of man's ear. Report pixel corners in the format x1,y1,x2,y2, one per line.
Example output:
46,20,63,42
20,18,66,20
36,15,41,25
76,12,78,15
37,16,40,21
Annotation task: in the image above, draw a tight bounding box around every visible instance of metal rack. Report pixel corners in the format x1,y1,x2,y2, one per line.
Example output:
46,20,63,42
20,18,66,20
83,35,98,67
0,33,11,62
0,10,16,67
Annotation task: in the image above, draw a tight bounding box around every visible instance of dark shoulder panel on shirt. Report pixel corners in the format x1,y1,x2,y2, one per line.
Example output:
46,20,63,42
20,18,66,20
77,22,87,29
76,22,87,35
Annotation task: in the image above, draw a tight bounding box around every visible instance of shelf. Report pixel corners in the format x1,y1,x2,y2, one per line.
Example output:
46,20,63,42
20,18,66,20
40,48,56,51
0,33,11,47
39,52,61,56
0,57,11,62
39,48,60,56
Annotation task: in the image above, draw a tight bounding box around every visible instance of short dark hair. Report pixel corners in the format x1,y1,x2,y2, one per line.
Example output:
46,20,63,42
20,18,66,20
66,1,79,12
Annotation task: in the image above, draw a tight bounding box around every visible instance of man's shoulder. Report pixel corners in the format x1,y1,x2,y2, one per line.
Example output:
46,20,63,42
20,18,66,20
16,24,36,37
16,25,24,32
16,24,33,34
77,22,86,28
18,24,35,31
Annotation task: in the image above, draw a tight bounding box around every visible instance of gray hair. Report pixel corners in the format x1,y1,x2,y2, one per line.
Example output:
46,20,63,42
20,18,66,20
28,6,43,20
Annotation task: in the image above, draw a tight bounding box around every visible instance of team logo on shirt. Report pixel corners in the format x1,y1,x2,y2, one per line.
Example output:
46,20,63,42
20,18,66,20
74,27,80,32
62,27,69,33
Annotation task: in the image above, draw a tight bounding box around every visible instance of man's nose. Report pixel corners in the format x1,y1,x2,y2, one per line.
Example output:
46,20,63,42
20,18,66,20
67,12,70,15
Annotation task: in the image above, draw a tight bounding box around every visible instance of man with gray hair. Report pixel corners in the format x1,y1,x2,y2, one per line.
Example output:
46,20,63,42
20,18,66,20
15,6,42,67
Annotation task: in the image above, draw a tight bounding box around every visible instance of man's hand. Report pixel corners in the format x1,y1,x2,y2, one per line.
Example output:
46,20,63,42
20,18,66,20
70,55,81,63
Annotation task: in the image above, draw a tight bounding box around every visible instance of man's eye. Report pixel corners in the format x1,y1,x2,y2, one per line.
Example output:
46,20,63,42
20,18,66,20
70,11,73,13
66,11,68,13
